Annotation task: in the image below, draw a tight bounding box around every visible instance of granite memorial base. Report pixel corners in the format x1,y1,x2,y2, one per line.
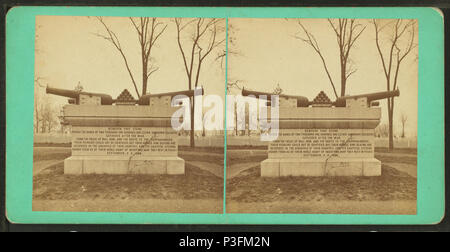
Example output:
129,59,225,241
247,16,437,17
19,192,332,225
64,156,185,175
261,127,382,177
61,101,187,175
261,158,381,177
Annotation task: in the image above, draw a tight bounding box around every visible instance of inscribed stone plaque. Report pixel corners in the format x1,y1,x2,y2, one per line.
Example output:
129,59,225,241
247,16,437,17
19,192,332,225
71,126,178,157
268,129,375,159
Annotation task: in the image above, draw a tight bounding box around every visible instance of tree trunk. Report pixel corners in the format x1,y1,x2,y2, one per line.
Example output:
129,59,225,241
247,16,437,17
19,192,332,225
142,60,148,95
340,63,346,97
41,120,46,133
388,98,395,151
35,111,39,133
190,98,195,148
142,77,147,96
388,114,394,151
142,82,147,96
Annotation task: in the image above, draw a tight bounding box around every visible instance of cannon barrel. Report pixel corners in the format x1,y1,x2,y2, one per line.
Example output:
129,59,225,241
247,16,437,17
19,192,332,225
137,88,204,105
46,87,114,105
333,89,400,107
242,88,310,107
46,87,79,99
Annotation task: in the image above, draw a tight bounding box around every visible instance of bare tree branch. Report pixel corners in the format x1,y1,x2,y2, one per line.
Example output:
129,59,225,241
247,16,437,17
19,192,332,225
175,18,193,84
296,19,365,98
95,17,140,97
174,18,225,90
173,17,225,147
372,19,416,150
227,80,243,92
296,21,339,99
95,16,167,97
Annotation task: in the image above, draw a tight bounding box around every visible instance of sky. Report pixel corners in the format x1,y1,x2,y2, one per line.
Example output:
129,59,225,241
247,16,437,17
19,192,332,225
228,18,418,137
35,16,417,137
35,16,227,103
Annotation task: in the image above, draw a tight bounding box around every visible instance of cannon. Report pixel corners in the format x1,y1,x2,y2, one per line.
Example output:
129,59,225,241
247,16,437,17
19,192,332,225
241,88,399,108
47,86,204,106
242,88,310,107
137,87,204,105
46,87,114,105
333,89,400,108
240,88,399,177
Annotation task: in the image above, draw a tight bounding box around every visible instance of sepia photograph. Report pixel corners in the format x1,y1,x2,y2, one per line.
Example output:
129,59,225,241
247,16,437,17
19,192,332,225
225,18,418,215
32,16,226,213
32,15,419,215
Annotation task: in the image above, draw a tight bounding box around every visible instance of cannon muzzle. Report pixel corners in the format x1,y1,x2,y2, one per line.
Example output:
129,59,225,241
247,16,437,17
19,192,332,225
242,88,310,107
46,87,114,105
333,89,400,107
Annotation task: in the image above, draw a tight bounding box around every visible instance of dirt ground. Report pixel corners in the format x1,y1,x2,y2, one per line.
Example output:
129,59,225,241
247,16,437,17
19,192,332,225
226,148,417,214
227,200,416,215
33,147,224,213
33,199,223,213
33,146,417,214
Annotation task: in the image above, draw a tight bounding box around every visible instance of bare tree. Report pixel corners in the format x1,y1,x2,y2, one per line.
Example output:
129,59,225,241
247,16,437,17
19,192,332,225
95,17,167,97
216,22,241,68
34,77,44,133
34,23,45,134
36,96,58,133
34,20,62,134
227,80,243,136
400,113,408,138
223,24,245,136
373,19,416,150
174,18,226,147
295,19,366,98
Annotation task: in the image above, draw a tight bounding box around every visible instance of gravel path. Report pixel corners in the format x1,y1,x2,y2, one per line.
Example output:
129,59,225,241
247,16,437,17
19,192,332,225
226,162,259,179
385,163,417,178
186,161,224,178
33,160,63,176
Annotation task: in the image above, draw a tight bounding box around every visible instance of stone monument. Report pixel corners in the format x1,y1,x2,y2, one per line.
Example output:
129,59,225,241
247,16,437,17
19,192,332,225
242,88,400,177
46,87,200,175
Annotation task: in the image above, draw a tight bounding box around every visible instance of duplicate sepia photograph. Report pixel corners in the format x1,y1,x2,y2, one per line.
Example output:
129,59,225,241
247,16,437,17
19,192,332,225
32,15,419,216
33,16,226,213
225,18,418,215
